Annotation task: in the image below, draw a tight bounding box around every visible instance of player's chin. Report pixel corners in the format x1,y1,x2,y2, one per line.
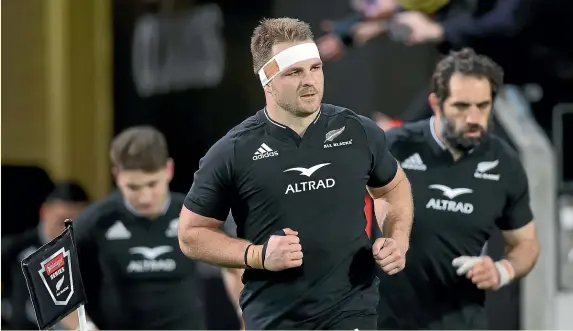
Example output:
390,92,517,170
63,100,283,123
463,131,482,138
297,98,321,112
136,206,158,217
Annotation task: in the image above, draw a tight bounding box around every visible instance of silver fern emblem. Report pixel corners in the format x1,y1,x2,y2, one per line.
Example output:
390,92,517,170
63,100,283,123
324,126,345,143
56,275,65,291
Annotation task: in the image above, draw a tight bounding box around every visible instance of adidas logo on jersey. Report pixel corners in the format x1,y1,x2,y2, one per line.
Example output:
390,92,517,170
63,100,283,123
105,221,132,240
401,153,427,171
253,143,279,160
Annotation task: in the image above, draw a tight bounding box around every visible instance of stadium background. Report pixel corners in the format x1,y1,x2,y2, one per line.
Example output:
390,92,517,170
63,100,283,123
1,0,572,329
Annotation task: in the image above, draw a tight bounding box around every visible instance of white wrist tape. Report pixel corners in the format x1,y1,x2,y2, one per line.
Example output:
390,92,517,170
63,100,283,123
78,321,97,331
494,259,515,289
257,43,321,86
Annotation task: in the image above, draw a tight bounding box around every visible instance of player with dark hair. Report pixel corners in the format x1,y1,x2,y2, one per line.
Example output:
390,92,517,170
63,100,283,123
178,17,414,330
59,126,206,330
376,48,540,329
2,181,89,329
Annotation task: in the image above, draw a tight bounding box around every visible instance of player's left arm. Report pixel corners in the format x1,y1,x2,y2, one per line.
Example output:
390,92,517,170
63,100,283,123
454,156,539,289
361,116,413,249
500,221,539,279
496,156,539,279
368,165,413,252
360,116,413,274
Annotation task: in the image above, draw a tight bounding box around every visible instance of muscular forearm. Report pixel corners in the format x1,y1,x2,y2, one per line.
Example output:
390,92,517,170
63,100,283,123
505,239,539,278
179,227,252,268
377,177,413,251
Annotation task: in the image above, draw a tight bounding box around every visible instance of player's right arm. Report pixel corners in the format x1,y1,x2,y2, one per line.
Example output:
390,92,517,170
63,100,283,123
179,136,302,271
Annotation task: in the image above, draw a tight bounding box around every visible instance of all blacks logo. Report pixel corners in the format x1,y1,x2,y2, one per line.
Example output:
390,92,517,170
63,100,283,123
324,139,353,149
38,247,74,306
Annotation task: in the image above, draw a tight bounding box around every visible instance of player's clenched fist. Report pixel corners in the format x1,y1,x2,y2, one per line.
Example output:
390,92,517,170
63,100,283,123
372,238,406,275
244,228,303,271
263,228,303,271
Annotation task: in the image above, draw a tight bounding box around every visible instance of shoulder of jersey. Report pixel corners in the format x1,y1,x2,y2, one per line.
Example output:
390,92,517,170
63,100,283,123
488,134,519,157
385,119,429,146
321,103,353,117
74,191,125,230
319,103,376,130
485,134,522,168
221,112,266,142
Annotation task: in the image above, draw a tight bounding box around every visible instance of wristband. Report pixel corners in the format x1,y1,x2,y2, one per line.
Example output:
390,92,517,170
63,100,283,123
244,244,254,269
494,259,515,289
77,321,97,331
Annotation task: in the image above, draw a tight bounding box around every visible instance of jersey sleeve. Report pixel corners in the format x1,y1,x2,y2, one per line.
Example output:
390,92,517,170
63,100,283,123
184,135,235,221
359,115,399,188
496,156,534,230
72,206,103,316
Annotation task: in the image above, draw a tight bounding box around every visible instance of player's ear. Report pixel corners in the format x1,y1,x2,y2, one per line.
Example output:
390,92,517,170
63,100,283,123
111,167,120,181
165,158,174,181
428,93,440,116
39,204,47,220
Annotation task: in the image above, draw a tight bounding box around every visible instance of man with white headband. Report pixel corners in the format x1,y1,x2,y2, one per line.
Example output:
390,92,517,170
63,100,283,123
178,17,414,330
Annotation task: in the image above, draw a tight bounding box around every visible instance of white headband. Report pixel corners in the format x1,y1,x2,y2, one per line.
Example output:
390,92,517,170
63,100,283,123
258,43,321,86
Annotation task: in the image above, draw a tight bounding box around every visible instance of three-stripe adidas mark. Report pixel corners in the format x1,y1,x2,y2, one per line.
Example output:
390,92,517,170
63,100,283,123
252,143,279,160
401,153,427,171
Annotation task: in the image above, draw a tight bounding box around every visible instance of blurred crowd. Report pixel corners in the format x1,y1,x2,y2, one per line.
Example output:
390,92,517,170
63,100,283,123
2,0,573,329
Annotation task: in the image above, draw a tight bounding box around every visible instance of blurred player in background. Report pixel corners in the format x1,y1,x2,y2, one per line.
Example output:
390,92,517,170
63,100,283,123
2,182,89,330
59,126,207,330
377,48,540,329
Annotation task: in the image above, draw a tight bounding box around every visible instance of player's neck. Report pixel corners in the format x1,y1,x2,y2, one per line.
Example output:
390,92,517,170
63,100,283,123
123,193,171,220
265,103,319,136
433,117,463,160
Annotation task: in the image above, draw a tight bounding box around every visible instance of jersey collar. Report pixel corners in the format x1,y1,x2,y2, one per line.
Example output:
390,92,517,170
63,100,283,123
123,194,172,218
426,116,448,155
259,107,323,142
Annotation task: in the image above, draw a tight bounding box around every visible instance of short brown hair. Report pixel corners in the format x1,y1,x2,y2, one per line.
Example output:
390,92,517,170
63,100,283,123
110,126,169,172
250,17,314,74
432,48,504,103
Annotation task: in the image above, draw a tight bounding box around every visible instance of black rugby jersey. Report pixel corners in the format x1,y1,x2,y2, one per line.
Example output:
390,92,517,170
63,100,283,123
185,103,398,329
74,191,204,330
376,118,533,329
